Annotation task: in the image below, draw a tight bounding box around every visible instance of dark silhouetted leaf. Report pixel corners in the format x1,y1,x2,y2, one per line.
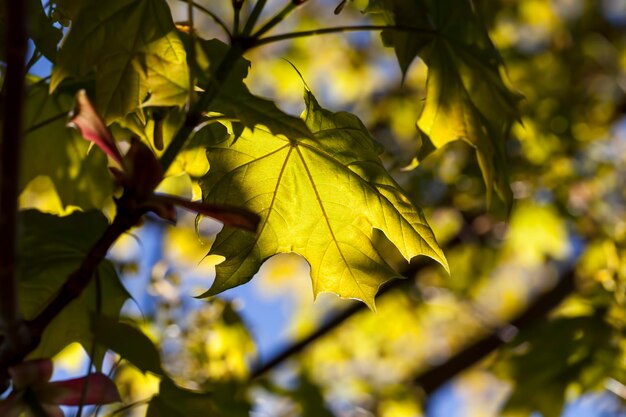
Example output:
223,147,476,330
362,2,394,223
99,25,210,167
92,316,164,376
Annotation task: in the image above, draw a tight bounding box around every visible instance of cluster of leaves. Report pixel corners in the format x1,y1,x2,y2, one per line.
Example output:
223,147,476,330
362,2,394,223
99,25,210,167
2,0,626,417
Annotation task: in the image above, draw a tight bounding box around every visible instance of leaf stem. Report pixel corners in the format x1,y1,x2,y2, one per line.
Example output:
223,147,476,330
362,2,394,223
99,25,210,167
232,0,243,35
24,111,67,134
186,0,196,107
252,2,297,38
241,0,266,37
252,24,436,48
160,44,245,172
108,397,151,415
25,50,42,75
178,0,231,38
76,272,102,417
0,0,28,342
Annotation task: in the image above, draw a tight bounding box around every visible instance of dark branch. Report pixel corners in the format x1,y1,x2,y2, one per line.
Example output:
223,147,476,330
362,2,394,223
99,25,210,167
0,194,143,379
0,0,28,347
414,268,575,394
250,256,435,379
0,0,30,394
251,260,576,391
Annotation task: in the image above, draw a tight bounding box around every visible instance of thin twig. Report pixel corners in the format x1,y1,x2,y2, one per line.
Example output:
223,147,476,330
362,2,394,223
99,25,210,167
241,0,267,37
414,268,575,394
160,44,246,172
186,0,196,108
25,51,42,75
178,0,231,38
24,111,67,134
252,2,297,38
252,24,436,48
250,257,433,379
107,397,151,416
76,271,103,417
251,258,575,387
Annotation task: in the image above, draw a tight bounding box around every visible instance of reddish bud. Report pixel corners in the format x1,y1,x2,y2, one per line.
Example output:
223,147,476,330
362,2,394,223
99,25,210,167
68,90,123,164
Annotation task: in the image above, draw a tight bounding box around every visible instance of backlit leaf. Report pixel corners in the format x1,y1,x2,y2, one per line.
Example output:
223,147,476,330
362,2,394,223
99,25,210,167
367,0,520,205
200,90,447,309
22,82,114,210
51,0,189,123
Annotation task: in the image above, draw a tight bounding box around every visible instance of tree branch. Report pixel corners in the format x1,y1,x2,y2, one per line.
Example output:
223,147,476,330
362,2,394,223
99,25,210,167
251,261,576,391
250,256,437,379
0,194,143,380
0,0,28,342
252,25,436,48
414,268,575,394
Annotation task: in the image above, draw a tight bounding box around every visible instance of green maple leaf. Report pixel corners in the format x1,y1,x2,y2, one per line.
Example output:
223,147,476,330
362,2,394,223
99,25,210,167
26,0,63,62
367,0,520,205
18,210,129,364
22,82,113,210
51,0,189,123
200,90,447,308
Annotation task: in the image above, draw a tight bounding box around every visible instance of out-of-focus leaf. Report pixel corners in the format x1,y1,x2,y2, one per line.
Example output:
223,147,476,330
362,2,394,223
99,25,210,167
200,89,447,309
22,82,114,210
18,210,129,363
51,0,87,21
92,315,164,376
494,314,618,417
366,0,520,205
26,0,62,62
51,0,189,123
147,379,250,417
264,373,336,417
195,39,313,140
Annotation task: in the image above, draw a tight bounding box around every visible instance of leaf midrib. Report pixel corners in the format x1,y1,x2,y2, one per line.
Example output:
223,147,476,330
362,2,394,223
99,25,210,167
294,146,368,300
296,141,438,258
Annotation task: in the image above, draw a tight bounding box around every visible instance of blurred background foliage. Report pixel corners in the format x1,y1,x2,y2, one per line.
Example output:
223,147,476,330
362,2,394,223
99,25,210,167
15,0,626,416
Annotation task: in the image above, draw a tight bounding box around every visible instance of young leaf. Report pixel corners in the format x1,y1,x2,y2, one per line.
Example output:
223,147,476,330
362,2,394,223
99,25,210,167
200,90,447,309
367,0,520,205
18,210,129,363
92,316,164,376
69,90,123,164
51,0,189,123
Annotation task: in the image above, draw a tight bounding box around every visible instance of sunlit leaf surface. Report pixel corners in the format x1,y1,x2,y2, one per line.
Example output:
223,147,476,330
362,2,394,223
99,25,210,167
201,90,447,308
51,0,189,122
367,0,520,205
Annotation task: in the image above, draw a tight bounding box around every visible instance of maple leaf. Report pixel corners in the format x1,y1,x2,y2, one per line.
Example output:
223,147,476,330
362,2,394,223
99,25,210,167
367,0,521,206
51,0,189,123
200,90,447,309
